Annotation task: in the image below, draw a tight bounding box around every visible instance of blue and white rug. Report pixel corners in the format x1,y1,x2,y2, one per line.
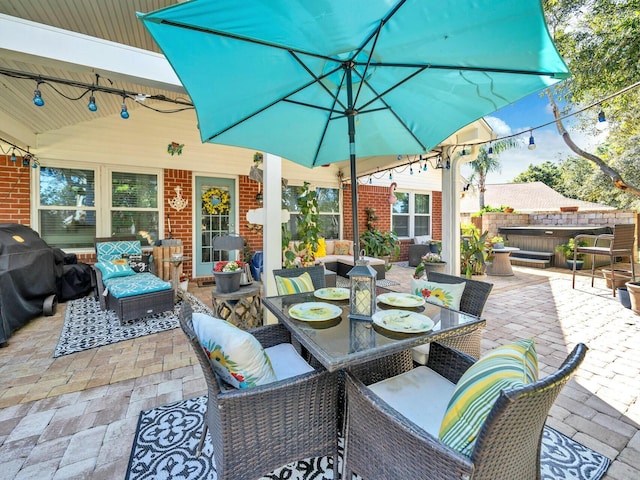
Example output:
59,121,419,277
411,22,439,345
53,293,213,357
126,396,611,480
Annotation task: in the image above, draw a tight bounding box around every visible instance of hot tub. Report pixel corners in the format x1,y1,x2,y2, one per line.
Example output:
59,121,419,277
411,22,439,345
497,225,613,268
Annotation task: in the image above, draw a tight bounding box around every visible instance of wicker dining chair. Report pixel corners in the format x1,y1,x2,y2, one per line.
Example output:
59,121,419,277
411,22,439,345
178,303,339,480
272,266,326,291
343,342,587,480
572,223,636,297
413,272,493,362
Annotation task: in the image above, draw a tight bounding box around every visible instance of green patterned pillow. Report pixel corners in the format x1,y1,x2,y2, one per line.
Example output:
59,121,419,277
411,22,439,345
275,272,315,295
192,312,276,389
439,339,538,456
411,278,466,310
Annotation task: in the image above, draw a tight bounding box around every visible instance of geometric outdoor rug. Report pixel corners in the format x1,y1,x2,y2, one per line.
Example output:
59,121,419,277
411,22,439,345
126,395,611,480
53,292,213,358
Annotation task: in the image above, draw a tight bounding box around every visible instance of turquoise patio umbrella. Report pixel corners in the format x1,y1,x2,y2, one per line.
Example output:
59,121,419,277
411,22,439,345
139,0,569,258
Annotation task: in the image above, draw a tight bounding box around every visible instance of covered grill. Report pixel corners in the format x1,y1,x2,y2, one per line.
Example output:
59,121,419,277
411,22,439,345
0,224,94,344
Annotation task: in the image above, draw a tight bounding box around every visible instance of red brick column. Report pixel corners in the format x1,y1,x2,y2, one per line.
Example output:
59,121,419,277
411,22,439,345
0,155,31,226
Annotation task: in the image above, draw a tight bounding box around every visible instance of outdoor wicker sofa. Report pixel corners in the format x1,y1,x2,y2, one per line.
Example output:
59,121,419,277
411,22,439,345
343,342,587,480
93,237,173,323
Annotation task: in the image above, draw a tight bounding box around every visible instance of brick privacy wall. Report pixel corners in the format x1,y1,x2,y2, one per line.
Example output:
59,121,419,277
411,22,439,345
344,184,391,241
0,155,31,226
461,210,637,241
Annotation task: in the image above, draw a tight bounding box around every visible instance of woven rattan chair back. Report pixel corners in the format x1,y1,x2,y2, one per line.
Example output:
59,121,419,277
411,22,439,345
178,303,340,480
426,272,493,317
343,342,587,480
572,224,636,296
272,266,326,291
424,272,493,358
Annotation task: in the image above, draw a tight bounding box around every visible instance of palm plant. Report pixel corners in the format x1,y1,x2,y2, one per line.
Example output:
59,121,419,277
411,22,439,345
467,139,520,209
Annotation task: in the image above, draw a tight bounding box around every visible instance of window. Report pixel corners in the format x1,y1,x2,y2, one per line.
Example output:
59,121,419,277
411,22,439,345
38,167,97,248
282,185,340,240
392,191,431,238
110,172,159,244
36,165,161,249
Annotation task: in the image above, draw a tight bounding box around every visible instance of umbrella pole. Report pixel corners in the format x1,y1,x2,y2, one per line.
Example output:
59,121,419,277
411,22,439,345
345,64,359,264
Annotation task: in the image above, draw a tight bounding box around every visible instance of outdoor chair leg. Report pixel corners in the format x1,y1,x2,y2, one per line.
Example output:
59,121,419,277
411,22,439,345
196,423,208,458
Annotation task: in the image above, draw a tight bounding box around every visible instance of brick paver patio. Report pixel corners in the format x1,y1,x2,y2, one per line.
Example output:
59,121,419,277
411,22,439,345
0,264,638,479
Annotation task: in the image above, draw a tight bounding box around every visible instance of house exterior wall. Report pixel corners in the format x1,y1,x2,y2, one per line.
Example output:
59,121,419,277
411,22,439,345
0,155,31,226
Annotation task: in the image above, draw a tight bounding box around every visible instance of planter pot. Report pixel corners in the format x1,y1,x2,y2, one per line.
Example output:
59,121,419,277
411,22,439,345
492,243,504,250
503,208,514,213
602,269,632,290
429,243,440,254
625,281,640,314
423,261,447,279
179,279,189,292
213,270,242,293
617,287,631,309
560,206,579,213
566,259,584,270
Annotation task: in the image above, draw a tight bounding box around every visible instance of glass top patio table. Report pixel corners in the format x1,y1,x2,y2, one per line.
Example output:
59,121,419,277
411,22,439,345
262,289,485,372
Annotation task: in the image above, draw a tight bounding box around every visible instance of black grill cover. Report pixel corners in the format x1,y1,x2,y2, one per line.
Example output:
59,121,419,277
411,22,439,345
0,224,61,343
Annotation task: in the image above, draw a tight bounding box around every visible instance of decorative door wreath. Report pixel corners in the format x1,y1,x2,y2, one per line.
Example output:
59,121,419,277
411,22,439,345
202,187,230,215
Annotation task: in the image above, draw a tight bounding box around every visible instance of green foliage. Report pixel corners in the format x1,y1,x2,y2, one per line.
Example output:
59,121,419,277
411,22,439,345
512,161,564,191
294,181,320,265
555,238,588,260
461,229,489,278
470,205,511,217
360,228,400,261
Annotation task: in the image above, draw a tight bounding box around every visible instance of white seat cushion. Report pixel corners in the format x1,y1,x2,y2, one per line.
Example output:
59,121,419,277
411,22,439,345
369,366,456,436
265,343,314,380
411,343,431,365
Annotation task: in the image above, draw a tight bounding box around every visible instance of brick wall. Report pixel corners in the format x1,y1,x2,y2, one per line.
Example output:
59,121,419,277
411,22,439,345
164,169,193,278
0,155,31,226
238,175,263,255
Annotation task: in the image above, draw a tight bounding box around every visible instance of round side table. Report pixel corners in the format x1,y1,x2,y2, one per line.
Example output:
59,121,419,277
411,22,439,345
211,283,263,330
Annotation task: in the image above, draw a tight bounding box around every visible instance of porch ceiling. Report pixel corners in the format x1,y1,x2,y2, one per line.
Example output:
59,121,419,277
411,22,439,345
0,0,491,176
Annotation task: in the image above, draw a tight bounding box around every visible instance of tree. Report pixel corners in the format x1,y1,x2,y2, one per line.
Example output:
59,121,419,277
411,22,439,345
467,139,520,209
543,0,640,198
512,161,563,191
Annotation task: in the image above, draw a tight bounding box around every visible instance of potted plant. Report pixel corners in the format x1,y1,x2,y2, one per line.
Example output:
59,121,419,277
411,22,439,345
213,260,246,293
360,228,400,271
283,181,320,268
490,236,505,249
413,252,446,279
555,238,587,270
460,227,489,278
428,240,441,254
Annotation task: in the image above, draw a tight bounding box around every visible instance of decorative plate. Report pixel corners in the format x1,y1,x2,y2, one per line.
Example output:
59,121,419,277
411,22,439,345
376,292,425,308
314,287,350,301
372,310,434,333
288,302,343,322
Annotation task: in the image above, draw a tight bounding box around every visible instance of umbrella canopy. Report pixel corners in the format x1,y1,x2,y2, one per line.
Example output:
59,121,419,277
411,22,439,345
139,0,569,258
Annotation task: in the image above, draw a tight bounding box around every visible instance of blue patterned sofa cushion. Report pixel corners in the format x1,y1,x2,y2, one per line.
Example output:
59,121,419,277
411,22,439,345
96,241,143,261
103,273,171,298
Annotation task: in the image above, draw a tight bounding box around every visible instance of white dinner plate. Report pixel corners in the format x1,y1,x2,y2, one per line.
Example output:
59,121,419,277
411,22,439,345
372,309,434,333
314,287,350,301
376,292,425,308
288,302,343,322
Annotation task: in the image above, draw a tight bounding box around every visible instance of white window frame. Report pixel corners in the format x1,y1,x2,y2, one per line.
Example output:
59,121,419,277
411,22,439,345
391,190,432,239
31,160,163,252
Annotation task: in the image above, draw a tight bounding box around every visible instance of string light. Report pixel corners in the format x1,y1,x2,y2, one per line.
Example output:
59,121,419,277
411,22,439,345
528,132,536,150
120,96,130,119
32,80,44,107
0,67,194,116
488,143,494,157
1,138,40,169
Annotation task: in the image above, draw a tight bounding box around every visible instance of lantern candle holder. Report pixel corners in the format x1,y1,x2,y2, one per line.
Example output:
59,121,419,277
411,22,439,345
348,256,377,320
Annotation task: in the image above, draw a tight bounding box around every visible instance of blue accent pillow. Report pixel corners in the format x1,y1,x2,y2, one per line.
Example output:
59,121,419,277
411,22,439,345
95,260,136,280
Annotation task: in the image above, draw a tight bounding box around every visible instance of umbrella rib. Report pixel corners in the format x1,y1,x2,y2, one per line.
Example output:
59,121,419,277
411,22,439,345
354,61,562,78
153,18,338,63
289,51,349,112
204,64,344,142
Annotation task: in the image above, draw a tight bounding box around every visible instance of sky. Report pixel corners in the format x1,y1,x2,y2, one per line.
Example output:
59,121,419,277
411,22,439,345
460,91,608,183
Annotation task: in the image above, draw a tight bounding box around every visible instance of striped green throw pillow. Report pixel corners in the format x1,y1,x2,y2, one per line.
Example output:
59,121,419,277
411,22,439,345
275,272,315,295
439,339,538,456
